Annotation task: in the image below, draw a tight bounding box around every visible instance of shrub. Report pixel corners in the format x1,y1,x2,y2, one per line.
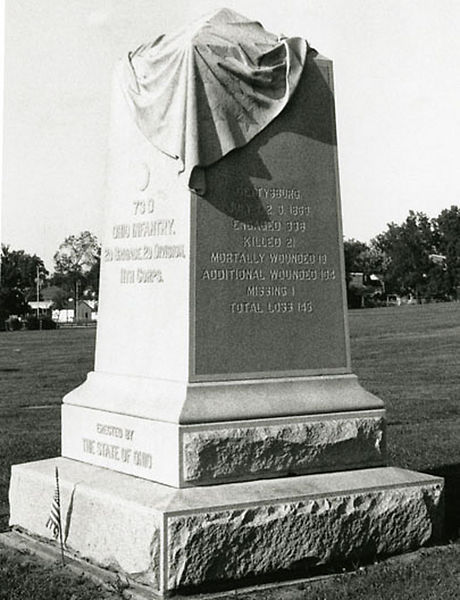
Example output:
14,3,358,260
24,316,57,330
5,316,22,331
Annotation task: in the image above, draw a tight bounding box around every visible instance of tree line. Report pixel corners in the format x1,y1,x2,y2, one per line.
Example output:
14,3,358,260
344,206,460,306
0,231,100,326
1,205,459,324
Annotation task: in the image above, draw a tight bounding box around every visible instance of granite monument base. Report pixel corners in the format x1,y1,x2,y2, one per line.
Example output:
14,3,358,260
62,405,386,486
9,458,443,596
61,372,386,486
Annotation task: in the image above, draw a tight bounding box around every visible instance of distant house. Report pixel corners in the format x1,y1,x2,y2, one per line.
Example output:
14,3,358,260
52,307,73,323
53,299,97,324
76,300,96,323
84,299,98,313
348,272,364,287
27,300,53,316
349,272,384,293
348,272,385,308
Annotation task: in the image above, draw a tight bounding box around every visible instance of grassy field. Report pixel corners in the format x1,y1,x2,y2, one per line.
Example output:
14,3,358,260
349,302,460,543
0,327,95,409
0,544,115,600
0,329,95,527
0,303,459,598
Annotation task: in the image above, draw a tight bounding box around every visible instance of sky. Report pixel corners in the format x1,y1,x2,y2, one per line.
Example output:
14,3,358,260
2,0,460,270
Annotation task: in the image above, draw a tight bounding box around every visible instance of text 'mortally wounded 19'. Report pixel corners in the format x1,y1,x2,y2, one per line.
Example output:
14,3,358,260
99,7,350,382
192,55,349,379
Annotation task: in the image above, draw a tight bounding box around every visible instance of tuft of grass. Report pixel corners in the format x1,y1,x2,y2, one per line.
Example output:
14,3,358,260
0,545,113,600
106,574,133,599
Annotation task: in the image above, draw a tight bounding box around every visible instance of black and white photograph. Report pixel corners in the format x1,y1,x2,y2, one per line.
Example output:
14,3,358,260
1,1,459,598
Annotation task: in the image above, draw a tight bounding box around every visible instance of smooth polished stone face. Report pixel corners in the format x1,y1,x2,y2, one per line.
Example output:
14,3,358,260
93,72,192,383
191,56,350,381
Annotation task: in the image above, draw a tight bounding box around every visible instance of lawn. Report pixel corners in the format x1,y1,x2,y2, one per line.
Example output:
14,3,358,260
0,303,459,598
0,328,96,529
0,543,115,600
0,327,95,409
349,302,460,474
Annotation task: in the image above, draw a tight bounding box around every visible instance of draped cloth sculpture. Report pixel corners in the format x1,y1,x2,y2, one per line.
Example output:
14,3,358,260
120,8,309,192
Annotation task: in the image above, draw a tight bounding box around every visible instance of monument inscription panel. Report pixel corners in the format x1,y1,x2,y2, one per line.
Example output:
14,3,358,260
93,89,192,382
191,58,350,380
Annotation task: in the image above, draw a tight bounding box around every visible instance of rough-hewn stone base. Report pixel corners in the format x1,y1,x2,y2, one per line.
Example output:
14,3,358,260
9,458,443,595
62,405,386,486
181,410,385,484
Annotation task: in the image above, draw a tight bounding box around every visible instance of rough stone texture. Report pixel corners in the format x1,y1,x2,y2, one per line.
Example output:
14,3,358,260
9,459,443,595
182,414,385,484
62,403,384,487
167,484,443,590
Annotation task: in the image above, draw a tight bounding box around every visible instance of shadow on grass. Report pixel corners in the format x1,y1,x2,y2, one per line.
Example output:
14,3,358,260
175,560,359,596
173,546,426,597
0,515,8,533
428,463,460,541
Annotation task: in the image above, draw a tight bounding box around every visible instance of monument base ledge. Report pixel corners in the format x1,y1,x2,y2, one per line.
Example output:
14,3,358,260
9,458,443,596
61,405,386,487
63,370,384,423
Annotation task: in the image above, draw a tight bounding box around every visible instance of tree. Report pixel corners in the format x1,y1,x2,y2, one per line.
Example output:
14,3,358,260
344,239,388,279
52,231,101,305
83,254,101,299
343,239,388,307
1,245,48,294
373,211,436,298
434,205,460,297
44,286,69,310
0,287,28,321
343,239,369,279
0,245,48,321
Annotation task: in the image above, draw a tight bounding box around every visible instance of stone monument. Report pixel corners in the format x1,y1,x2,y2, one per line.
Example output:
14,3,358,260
9,9,443,595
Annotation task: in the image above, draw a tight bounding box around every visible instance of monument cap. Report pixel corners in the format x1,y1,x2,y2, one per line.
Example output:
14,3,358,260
120,8,309,189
